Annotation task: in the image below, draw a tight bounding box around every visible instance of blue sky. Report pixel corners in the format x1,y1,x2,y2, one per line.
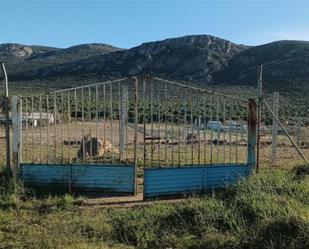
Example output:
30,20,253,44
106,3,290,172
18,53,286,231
1,0,309,48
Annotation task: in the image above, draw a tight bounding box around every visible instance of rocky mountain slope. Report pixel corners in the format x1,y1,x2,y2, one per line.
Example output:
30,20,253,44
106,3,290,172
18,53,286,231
1,35,309,93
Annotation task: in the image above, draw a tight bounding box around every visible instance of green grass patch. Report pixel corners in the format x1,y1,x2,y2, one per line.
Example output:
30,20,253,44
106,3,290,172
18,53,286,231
0,166,309,248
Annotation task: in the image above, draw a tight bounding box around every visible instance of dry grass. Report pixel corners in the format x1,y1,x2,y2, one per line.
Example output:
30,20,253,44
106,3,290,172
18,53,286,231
1,121,309,170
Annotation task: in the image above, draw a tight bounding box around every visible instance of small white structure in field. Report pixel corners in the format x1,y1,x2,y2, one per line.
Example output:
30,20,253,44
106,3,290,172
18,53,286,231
207,120,223,131
224,120,247,133
25,112,55,127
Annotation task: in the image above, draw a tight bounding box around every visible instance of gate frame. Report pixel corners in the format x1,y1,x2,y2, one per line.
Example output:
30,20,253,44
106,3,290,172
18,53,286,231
143,98,257,199
12,78,257,198
12,78,139,195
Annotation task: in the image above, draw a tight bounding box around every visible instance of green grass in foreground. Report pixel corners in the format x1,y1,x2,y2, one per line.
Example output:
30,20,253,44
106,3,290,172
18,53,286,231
0,166,309,249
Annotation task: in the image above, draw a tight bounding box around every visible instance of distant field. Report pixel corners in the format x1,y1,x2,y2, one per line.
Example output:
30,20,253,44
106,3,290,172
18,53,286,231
1,120,309,169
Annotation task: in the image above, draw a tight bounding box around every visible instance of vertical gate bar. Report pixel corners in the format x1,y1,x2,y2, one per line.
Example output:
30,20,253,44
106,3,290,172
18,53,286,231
46,95,49,164
133,77,139,195
95,84,99,164
203,94,207,164
184,95,188,166
68,89,72,190
210,95,213,164
88,87,92,163
197,93,201,165
31,96,35,163
74,89,78,164
216,95,219,163
103,84,106,163
150,79,154,166
157,80,161,167
247,99,257,173
110,83,114,163
61,92,64,163
39,95,42,163
235,100,239,164
171,90,174,166
143,79,146,167
178,111,181,166
25,97,28,162
125,83,129,163
119,82,128,162
229,103,232,164
242,103,246,163
164,82,168,166
223,98,226,163
81,88,85,164
54,94,57,163
177,87,181,166
68,91,71,163
118,83,121,162
246,103,249,161
190,92,194,165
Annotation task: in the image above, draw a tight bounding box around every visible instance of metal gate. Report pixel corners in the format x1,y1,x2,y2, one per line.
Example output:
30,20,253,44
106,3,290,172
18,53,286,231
14,78,138,194
11,76,256,197
140,78,256,198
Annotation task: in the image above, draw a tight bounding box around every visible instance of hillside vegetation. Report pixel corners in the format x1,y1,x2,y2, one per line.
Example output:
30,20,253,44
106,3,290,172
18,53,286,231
1,35,309,117
0,165,309,249
1,35,309,92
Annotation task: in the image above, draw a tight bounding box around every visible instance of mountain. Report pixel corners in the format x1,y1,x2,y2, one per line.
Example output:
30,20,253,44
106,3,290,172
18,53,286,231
0,43,122,77
1,35,309,94
215,40,309,90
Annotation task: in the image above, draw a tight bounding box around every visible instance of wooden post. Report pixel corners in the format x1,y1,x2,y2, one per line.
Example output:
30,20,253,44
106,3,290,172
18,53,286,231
12,96,22,179
272,92,279,163
119,83,128,161
247,99,257,173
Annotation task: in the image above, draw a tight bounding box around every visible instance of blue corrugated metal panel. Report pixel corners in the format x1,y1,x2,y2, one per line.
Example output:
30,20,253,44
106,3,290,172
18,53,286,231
20,164,135,194
204,166,248,190
144,164,249,198
20,164,69,188
71,165,135,193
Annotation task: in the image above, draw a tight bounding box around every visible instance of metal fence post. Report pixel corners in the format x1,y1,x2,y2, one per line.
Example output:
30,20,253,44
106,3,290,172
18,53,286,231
119,82,128,162
256,64,263,173
133,77,138,196
1,62,11,175
272,91,279,163
247,99,257,173
12,96,22,178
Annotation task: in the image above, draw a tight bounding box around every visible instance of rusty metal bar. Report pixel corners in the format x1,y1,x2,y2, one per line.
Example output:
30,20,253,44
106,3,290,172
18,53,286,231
248,99,257,172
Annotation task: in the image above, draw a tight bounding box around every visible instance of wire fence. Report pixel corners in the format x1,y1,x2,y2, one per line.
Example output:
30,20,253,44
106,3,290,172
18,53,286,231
258,91,309,168
0,101,10,168
19,77,250,168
